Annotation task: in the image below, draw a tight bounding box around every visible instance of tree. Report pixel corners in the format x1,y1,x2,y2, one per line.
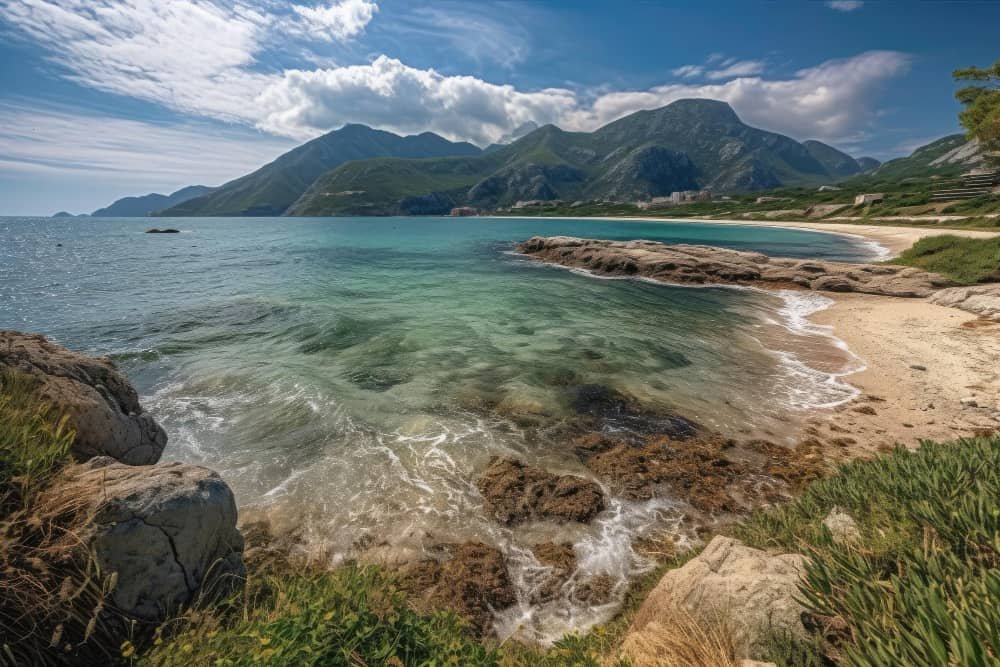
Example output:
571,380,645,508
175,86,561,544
953,59,1000,167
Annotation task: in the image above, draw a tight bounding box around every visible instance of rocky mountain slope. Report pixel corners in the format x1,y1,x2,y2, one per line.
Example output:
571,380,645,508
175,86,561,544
289,100,869,216
865,134,981,181
160,125,480,217
92,185,215,217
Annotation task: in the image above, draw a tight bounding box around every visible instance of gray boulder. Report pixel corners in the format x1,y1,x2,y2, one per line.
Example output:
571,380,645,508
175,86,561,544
627,536,808,660
823,506,861,544
65,457,245,622
0,330,167,464
929,285,1000,321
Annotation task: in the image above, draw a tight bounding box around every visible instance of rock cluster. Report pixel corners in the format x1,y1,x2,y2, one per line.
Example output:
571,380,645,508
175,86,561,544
476,456,606,525
402,542,517,634
1,331,245,630
517,236,953,297
0,330,167,464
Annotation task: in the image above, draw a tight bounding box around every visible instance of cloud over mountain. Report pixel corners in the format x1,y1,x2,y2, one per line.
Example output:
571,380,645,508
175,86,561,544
2,0,909,148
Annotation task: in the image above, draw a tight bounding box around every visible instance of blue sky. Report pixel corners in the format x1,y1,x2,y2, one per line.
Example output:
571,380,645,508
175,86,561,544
0,0,996,215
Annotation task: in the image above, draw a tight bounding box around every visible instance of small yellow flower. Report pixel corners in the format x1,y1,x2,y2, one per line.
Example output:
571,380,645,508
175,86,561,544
120,640,136,658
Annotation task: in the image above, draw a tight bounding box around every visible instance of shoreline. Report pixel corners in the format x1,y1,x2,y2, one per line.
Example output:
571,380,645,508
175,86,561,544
502,214,1000,258
514,233,1000,461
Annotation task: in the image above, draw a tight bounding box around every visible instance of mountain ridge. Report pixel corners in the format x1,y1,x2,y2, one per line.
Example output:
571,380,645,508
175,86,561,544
92,185,215,217
288,99,871,216
159,125,480,217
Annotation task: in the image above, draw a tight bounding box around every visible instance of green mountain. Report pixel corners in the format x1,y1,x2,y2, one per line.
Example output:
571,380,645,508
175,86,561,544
92,185,215,217
289,99,867,216
160,125,480,217
864,134,980,181
801,140,867,178
855,157,882,172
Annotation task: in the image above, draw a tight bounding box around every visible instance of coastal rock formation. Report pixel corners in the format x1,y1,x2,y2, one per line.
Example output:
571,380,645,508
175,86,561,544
0,331,167,464
628,536,808,660
929,284,1000,320
38,456,245,623
516,236,953,297
402,541,516,635
531,542,577,603
145,228,180,233
476,457,606,525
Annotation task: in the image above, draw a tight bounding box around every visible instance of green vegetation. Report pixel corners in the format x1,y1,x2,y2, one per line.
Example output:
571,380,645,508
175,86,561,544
890,234,1000,283
0,369,74,517
736,436,1000,667
955,59,1000,167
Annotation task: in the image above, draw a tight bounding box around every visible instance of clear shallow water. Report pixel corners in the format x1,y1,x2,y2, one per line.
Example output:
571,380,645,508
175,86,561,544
1,215,872,640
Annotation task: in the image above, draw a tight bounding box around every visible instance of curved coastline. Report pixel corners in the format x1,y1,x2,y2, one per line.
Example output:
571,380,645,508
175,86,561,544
514,233,1000,457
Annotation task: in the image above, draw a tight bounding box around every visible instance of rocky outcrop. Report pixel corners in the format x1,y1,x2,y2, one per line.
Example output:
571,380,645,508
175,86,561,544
0,331,167,464
516,236,953,297
629,536,808,660
145,228,180,233
476,457,606,525
402,542,516,635
929,284,1000,320
45,457,244,622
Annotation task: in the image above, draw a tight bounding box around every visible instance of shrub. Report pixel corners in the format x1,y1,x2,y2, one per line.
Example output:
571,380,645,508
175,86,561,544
737,436,1000,667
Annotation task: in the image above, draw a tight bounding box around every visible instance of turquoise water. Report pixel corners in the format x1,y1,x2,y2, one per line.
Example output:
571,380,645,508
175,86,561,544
1,215,872,639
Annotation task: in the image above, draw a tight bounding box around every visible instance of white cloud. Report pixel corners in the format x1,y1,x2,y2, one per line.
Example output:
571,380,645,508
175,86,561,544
291,0,377,42
671,64,704,79
0,101,294,188
705,59,765,80
256,51,910,146
1,1,909,150
826,1,864,11
255,55,578,144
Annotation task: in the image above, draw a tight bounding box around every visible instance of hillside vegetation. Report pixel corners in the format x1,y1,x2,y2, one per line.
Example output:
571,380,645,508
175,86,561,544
890,234,1000,284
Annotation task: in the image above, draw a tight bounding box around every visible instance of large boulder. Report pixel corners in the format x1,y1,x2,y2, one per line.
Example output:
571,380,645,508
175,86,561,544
476,456,606,525
0,330,167,464
55,457,245,622
628,536,808,660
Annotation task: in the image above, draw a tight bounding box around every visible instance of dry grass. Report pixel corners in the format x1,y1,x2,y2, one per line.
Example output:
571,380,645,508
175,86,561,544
617,604,737,667
0,369,125,666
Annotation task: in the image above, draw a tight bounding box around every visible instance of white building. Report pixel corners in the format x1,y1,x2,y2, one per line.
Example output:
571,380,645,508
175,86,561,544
854,193,884,206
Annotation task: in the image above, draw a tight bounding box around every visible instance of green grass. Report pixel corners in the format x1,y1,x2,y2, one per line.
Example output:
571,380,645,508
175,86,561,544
735,436,1000,667
0,368,75,518
889,234,1000,283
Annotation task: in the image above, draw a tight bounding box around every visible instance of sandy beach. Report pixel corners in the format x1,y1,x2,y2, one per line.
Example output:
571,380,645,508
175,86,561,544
806,294,1000,457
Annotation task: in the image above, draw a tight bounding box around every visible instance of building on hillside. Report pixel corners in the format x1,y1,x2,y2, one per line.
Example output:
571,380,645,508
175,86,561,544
670,190,712,204
512,200,547,209
754,196,786,204
854,193,884,206
449,206,478,217
817,185,842,192
636,196,674,210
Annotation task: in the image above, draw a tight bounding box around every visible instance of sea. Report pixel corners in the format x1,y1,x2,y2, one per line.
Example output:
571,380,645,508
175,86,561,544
1,215,876,641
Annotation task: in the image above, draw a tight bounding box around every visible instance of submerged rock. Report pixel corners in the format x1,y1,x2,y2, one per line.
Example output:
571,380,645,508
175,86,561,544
531,542,577,603
0,330,167,464
628,536,808,660
476,456,606,525
517,236,954,298
145,228,180,233
402,541,516,635
40,456,245,623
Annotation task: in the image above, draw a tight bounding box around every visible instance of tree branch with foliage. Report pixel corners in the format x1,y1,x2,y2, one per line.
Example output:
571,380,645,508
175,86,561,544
954,59,1000,167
